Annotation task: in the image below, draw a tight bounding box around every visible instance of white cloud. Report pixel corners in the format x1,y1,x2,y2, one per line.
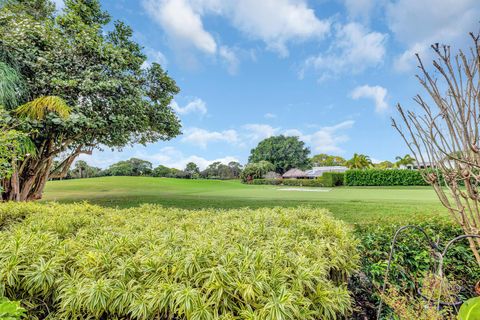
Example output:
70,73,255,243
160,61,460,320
283,120,355,153
302,22,387,79
171,98,207,115
142,0,217,54
142,0,330,59
264,113,277,119
182,127,238,148
351,85,389,113
224,0,330,56
386,0,480,72
219,46,239,75
243,124,280,141
341,0,376,22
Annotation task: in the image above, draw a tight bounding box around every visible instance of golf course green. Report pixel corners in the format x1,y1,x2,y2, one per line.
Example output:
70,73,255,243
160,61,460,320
43,176,448,225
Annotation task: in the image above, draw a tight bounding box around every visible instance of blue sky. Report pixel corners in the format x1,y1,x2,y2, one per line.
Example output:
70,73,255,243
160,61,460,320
60,0,480,169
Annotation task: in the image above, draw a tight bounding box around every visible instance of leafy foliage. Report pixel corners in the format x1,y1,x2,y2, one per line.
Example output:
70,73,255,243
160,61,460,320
0,297,26,320
102,158,153,177
200,162,242,180
310,154,346,167
248,136,310,174
240,161,275,182
319,173,344,187
345,154,372,169
0,0,181,200
15,96,71,120
0,202,358,319
344,169,428,186
459,297,480,320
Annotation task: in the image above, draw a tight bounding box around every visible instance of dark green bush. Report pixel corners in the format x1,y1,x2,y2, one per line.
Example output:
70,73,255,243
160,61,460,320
345,169,429,186
282,179,325,187
250,179,283,185
353,219,480,318
320,172,345,187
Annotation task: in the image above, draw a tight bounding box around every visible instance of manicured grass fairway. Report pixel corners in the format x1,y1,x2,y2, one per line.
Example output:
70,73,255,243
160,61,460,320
43,176,449,225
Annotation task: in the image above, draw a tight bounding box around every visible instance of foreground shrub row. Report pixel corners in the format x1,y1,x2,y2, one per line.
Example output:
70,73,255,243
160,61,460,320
345,169,428,186
0,203,358,320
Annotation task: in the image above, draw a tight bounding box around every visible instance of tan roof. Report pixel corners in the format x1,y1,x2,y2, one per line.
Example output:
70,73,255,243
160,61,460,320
282,168,306,178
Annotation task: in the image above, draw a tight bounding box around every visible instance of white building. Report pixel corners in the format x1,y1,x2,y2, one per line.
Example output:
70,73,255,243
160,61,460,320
304,166,348,178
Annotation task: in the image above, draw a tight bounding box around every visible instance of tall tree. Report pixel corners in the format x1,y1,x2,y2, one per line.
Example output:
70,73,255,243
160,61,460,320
248,135,310,174
345,153,372,169
185,162,200,178
105,158,152,176
0,0,181,201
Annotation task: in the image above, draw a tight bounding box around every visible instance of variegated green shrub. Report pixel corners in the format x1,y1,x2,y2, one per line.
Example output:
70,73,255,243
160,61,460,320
0,203,358,319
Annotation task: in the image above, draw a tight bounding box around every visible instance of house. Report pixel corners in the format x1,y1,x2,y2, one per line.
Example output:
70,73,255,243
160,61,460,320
282,168,307,179
304,166,348,178
282,166,348,179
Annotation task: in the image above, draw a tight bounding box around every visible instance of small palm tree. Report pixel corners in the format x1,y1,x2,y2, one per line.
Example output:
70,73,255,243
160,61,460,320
395,154,415,168
346,153,373,169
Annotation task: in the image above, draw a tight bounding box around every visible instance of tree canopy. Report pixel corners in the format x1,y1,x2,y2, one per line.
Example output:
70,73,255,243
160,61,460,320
0,0,181,200
345,153,372,169
310,154,346,167
104,158,153,177
248,135,310,174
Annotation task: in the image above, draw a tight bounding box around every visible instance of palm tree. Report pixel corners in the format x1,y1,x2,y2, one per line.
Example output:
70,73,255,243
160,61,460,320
346,153,373,169
394,154,415,168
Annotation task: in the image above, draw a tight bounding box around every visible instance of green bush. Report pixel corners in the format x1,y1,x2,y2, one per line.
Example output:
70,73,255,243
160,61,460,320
0,202,359,319
344,169,429,186
282,179,325,187
0,297,26,320
352,219,480,318
319,172,345,187
250,178,283,185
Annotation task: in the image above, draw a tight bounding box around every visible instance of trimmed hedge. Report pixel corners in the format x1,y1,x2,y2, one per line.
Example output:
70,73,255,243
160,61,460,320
251,179,326,187
344,169,428,186
320,172,345,187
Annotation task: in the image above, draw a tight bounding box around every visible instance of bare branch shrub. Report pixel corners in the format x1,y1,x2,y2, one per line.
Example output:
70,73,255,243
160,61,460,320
392,32,480,264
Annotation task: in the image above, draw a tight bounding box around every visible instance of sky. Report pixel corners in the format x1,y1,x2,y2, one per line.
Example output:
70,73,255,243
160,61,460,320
56,0,480,170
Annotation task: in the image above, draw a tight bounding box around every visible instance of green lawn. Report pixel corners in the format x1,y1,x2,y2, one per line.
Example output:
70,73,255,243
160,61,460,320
43,176,449,225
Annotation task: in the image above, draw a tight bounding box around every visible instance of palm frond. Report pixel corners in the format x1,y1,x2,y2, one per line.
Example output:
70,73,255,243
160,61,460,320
0,61,24,110
15,96,71,120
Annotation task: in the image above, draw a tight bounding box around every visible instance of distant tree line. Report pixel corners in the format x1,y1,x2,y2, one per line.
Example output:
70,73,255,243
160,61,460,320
57,136,415,181
58,158,243,180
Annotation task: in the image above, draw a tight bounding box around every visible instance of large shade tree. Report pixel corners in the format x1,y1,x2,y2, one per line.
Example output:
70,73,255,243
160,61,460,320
310,154,346,167
0,0,181,201
248,135,310,174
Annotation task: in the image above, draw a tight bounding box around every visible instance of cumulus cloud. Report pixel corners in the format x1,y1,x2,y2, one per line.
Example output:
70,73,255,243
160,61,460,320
351,85,389,112
386,0,480,72
142,0,330,62
182,127,239,148
243,124,280,141
341,0,376,22
302,22,387,79
143,0,217,54
283,120,355,153
171,98,207,115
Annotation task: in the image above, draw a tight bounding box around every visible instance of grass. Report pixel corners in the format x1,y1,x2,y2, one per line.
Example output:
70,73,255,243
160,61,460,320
42,176,450,226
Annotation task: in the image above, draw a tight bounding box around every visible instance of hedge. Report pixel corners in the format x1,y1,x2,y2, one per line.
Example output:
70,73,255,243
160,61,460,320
0,202,358,319
251,179,327,187
320,172,345,187
344,169,429,186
